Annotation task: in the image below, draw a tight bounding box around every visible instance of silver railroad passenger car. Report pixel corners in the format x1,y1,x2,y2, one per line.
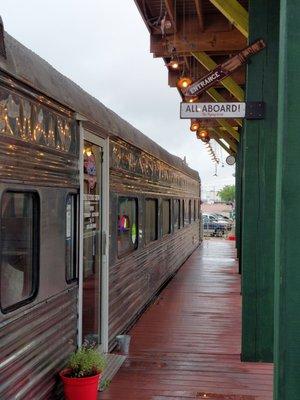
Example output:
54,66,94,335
0,20,201,399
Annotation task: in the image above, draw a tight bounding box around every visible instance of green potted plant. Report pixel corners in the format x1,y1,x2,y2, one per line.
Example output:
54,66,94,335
59,343,106,400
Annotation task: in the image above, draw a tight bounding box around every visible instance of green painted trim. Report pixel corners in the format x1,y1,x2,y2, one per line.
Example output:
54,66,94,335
274,0,300,398
241,0,279,362
236,137,243,272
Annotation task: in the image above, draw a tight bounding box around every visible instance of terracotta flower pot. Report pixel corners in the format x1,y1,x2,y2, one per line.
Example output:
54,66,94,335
59,369,101,400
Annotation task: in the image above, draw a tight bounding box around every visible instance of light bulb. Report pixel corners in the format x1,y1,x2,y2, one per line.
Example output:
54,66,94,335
190,119,200,132
199,130,208,138
177,77,192,90
169,60,179,69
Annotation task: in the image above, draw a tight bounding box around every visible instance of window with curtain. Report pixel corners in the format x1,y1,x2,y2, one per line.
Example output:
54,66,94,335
118,197,138,257
0,191,39,312
162,199,171,236
145,198,158,244
174,199,180,230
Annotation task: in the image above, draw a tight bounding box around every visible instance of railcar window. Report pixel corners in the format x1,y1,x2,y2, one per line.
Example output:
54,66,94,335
118,197,138,257
182,200,185,227
198,200,201,220
145,199,158,244
184,200,189,225
66,194,78,282
0,191,39,313
162,199,171,235
174,199,180,230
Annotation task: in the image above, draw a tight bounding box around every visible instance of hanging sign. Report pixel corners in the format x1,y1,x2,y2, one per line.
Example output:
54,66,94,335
180,102,246,119
180,101,265,120
226,155,236,166
184,39,266,98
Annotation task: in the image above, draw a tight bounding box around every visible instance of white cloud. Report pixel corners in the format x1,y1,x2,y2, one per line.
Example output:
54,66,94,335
1,0,235,190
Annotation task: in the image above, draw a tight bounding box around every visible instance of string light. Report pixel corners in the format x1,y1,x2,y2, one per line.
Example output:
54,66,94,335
186,96,198,103
169,59,179,69
190,119,200,132
0,95,74,153
177,76,192,89
199,129,208,139
83,147,92,157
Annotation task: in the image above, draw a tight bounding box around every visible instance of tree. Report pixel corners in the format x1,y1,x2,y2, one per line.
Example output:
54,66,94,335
218,185,235,202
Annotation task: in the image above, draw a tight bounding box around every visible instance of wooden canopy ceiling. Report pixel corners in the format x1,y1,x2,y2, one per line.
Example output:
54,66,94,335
134,0,249,154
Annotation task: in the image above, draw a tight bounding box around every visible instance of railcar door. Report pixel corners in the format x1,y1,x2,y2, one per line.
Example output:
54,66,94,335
81,133,108,352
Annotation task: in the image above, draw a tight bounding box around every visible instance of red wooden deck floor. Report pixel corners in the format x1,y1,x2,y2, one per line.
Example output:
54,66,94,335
101,239,273,400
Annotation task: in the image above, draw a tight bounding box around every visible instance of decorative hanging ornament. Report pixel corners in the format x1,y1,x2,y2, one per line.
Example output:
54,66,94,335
161,12,172,36
226,155,236,165
201,135,210,143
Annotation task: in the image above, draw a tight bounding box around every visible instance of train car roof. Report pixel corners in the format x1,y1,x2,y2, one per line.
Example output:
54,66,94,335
0,30,200,181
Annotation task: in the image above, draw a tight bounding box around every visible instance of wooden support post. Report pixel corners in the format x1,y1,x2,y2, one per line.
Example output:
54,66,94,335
274,1,300,398
241,0,279,362
209,0,249,38
192,51,245,101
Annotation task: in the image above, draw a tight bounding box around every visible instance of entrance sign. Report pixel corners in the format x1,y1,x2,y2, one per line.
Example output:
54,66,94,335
184,39,266,97
180,102,246,119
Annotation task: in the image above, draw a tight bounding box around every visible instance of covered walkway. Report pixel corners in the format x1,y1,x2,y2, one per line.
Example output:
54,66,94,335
102,240,273,399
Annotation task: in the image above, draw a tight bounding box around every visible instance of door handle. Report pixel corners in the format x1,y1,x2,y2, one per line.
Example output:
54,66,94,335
102,231,107,255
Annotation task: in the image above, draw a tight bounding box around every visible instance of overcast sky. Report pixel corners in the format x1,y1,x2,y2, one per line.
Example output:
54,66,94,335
1,0,235,192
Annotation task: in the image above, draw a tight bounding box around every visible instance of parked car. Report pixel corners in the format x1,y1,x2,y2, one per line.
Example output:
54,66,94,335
210,213,233,230
203,214,227,237
203,213,231,232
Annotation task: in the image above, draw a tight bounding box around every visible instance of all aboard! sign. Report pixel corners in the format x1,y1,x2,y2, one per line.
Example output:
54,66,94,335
180,102,246,119
184,39,266,98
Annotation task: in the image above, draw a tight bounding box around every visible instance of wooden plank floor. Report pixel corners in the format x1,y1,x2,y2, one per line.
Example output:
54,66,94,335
101,239,273,400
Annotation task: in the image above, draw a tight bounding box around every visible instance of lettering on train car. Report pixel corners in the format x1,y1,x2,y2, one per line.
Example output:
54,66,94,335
111,139,199,194
0,86,78,155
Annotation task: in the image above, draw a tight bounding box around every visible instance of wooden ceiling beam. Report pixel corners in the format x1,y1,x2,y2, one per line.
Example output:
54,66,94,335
210,133,236,155
216,119,239,142
209,0,249,38
211,128,238,153
151,28,246,56
194,0,204,31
